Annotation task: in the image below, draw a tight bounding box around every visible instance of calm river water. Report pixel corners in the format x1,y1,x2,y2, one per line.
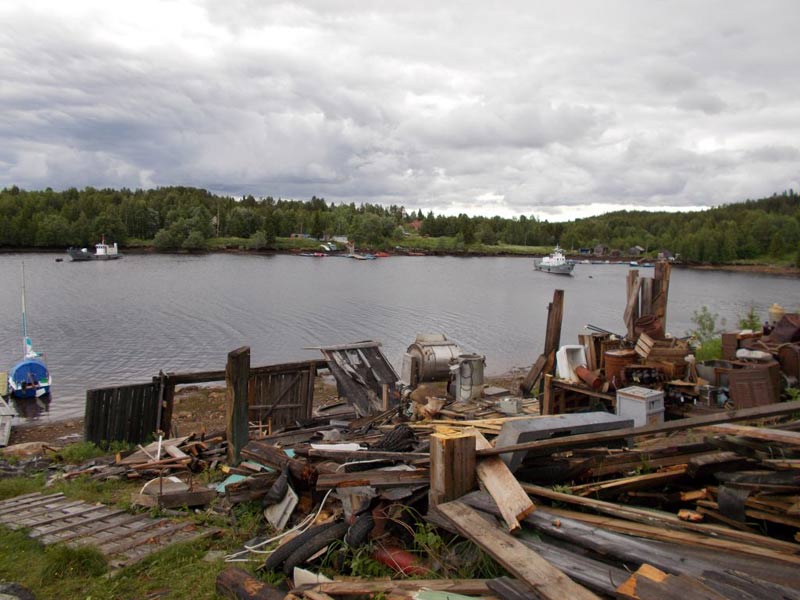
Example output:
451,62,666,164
0,252,796,422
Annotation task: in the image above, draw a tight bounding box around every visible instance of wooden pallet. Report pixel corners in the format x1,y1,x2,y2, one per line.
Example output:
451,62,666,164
0,492,219,569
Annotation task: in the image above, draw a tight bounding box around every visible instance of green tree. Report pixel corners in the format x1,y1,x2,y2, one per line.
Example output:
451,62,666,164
182,230,208,250
737,304,761,330
35,214,75,247
687,306,725,344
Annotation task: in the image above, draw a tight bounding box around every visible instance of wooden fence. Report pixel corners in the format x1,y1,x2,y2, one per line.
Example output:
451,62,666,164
85,355,325,445
84,381,163,444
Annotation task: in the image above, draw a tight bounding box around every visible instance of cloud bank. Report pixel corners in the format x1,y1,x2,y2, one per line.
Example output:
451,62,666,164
1,0,799,219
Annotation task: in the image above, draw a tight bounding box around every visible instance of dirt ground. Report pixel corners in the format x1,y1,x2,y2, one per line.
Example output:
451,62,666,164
6,371,526,448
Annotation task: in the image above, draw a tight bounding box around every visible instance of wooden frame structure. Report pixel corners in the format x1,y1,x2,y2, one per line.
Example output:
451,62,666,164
85,353,325,445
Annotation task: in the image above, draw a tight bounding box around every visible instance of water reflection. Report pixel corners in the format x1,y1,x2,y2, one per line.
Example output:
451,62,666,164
12,394,51,421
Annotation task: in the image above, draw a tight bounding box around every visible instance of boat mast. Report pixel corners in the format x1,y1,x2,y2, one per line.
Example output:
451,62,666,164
21,262,28,357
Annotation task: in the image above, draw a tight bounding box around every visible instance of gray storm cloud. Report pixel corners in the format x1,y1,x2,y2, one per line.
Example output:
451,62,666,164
0,0,798,219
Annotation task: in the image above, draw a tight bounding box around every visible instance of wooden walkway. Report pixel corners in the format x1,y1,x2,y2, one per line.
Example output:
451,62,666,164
0,492,220,569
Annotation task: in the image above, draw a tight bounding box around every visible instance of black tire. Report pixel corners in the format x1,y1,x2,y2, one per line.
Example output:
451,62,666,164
260,521,341,573
282,521,349,575
344,513,374,547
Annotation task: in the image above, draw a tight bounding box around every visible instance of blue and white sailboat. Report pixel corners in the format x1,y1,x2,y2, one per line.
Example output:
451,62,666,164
8,264,51,399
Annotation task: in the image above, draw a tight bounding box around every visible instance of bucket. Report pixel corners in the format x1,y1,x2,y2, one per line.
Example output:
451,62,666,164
634,314,664,339
768,303,785,326
453,354,485,402
604,349,637,389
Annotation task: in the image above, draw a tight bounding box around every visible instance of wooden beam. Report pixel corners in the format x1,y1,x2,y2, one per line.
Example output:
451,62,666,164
226,346,250,465
429,432,476,507
478,399,800,458
700,423,800,446
522,483,800,556
316,469,429,489
624,271,640,339
306,579,494,596
436,501,599,600
545,505,800,566
521,290,564,395
472,429,535,532
652,261,671,332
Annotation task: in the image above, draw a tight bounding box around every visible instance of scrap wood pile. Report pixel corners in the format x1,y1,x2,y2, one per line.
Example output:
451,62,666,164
209,397,800,600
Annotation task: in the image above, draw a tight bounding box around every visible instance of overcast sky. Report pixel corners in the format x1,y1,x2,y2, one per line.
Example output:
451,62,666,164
1,1,799,220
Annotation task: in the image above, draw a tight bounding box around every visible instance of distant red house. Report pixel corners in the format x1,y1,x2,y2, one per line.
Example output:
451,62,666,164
406,219,423,232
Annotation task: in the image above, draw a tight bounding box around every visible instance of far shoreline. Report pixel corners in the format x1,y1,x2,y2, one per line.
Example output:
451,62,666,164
7,245,798,278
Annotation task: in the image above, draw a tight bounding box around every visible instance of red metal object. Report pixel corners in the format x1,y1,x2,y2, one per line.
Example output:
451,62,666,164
372,546,429,576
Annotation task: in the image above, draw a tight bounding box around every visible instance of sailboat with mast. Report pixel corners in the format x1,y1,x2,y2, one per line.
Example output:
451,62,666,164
7,264,51,399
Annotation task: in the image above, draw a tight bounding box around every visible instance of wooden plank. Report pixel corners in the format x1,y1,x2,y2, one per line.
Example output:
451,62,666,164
307,449,429,462
523,483,800,557
226,346,250,465
307,580,494,596
478,399,800,457
461,490,800,590
545,505,800,566
640,277,653,318
652,261,671,331
73,517,168,549
21,502,103,528
436,501,598,600
109,525,221,569
429,432,476,506
472,429,535,532
521,290,564,395
701,423,800,446
624,271,641,339
35,509,130,541
0,495,73,519
95,520,188,555
570,467,688,497
0,492,63,512
316,469,429,489
616,563,727,600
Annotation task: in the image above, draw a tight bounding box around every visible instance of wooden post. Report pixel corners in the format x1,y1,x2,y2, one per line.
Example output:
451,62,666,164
521,289,564,396
226,346,250,465
624,270,641,339
381,383,390,411
429,432,476,507
542,374,554,415
652,261,671,333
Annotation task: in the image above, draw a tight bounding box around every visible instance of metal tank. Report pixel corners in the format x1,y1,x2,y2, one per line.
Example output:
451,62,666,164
452,354,485,402
404,334,462,384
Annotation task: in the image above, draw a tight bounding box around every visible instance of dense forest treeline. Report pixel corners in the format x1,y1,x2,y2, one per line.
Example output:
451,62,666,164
0,185,798,264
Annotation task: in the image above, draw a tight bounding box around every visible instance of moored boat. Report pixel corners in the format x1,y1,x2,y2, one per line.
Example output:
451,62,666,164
533,245,575,275
67,235,123,261
7,264,51,399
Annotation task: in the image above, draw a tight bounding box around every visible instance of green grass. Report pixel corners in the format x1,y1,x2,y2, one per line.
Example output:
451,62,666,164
0,474,46,500
0,524,244,600
0,477,271,600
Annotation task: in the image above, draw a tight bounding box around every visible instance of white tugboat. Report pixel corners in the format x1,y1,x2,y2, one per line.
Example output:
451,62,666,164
534,245,575,275
67,235,123,261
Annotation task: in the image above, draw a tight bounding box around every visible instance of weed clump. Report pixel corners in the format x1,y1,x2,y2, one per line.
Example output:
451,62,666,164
40,544,107,580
